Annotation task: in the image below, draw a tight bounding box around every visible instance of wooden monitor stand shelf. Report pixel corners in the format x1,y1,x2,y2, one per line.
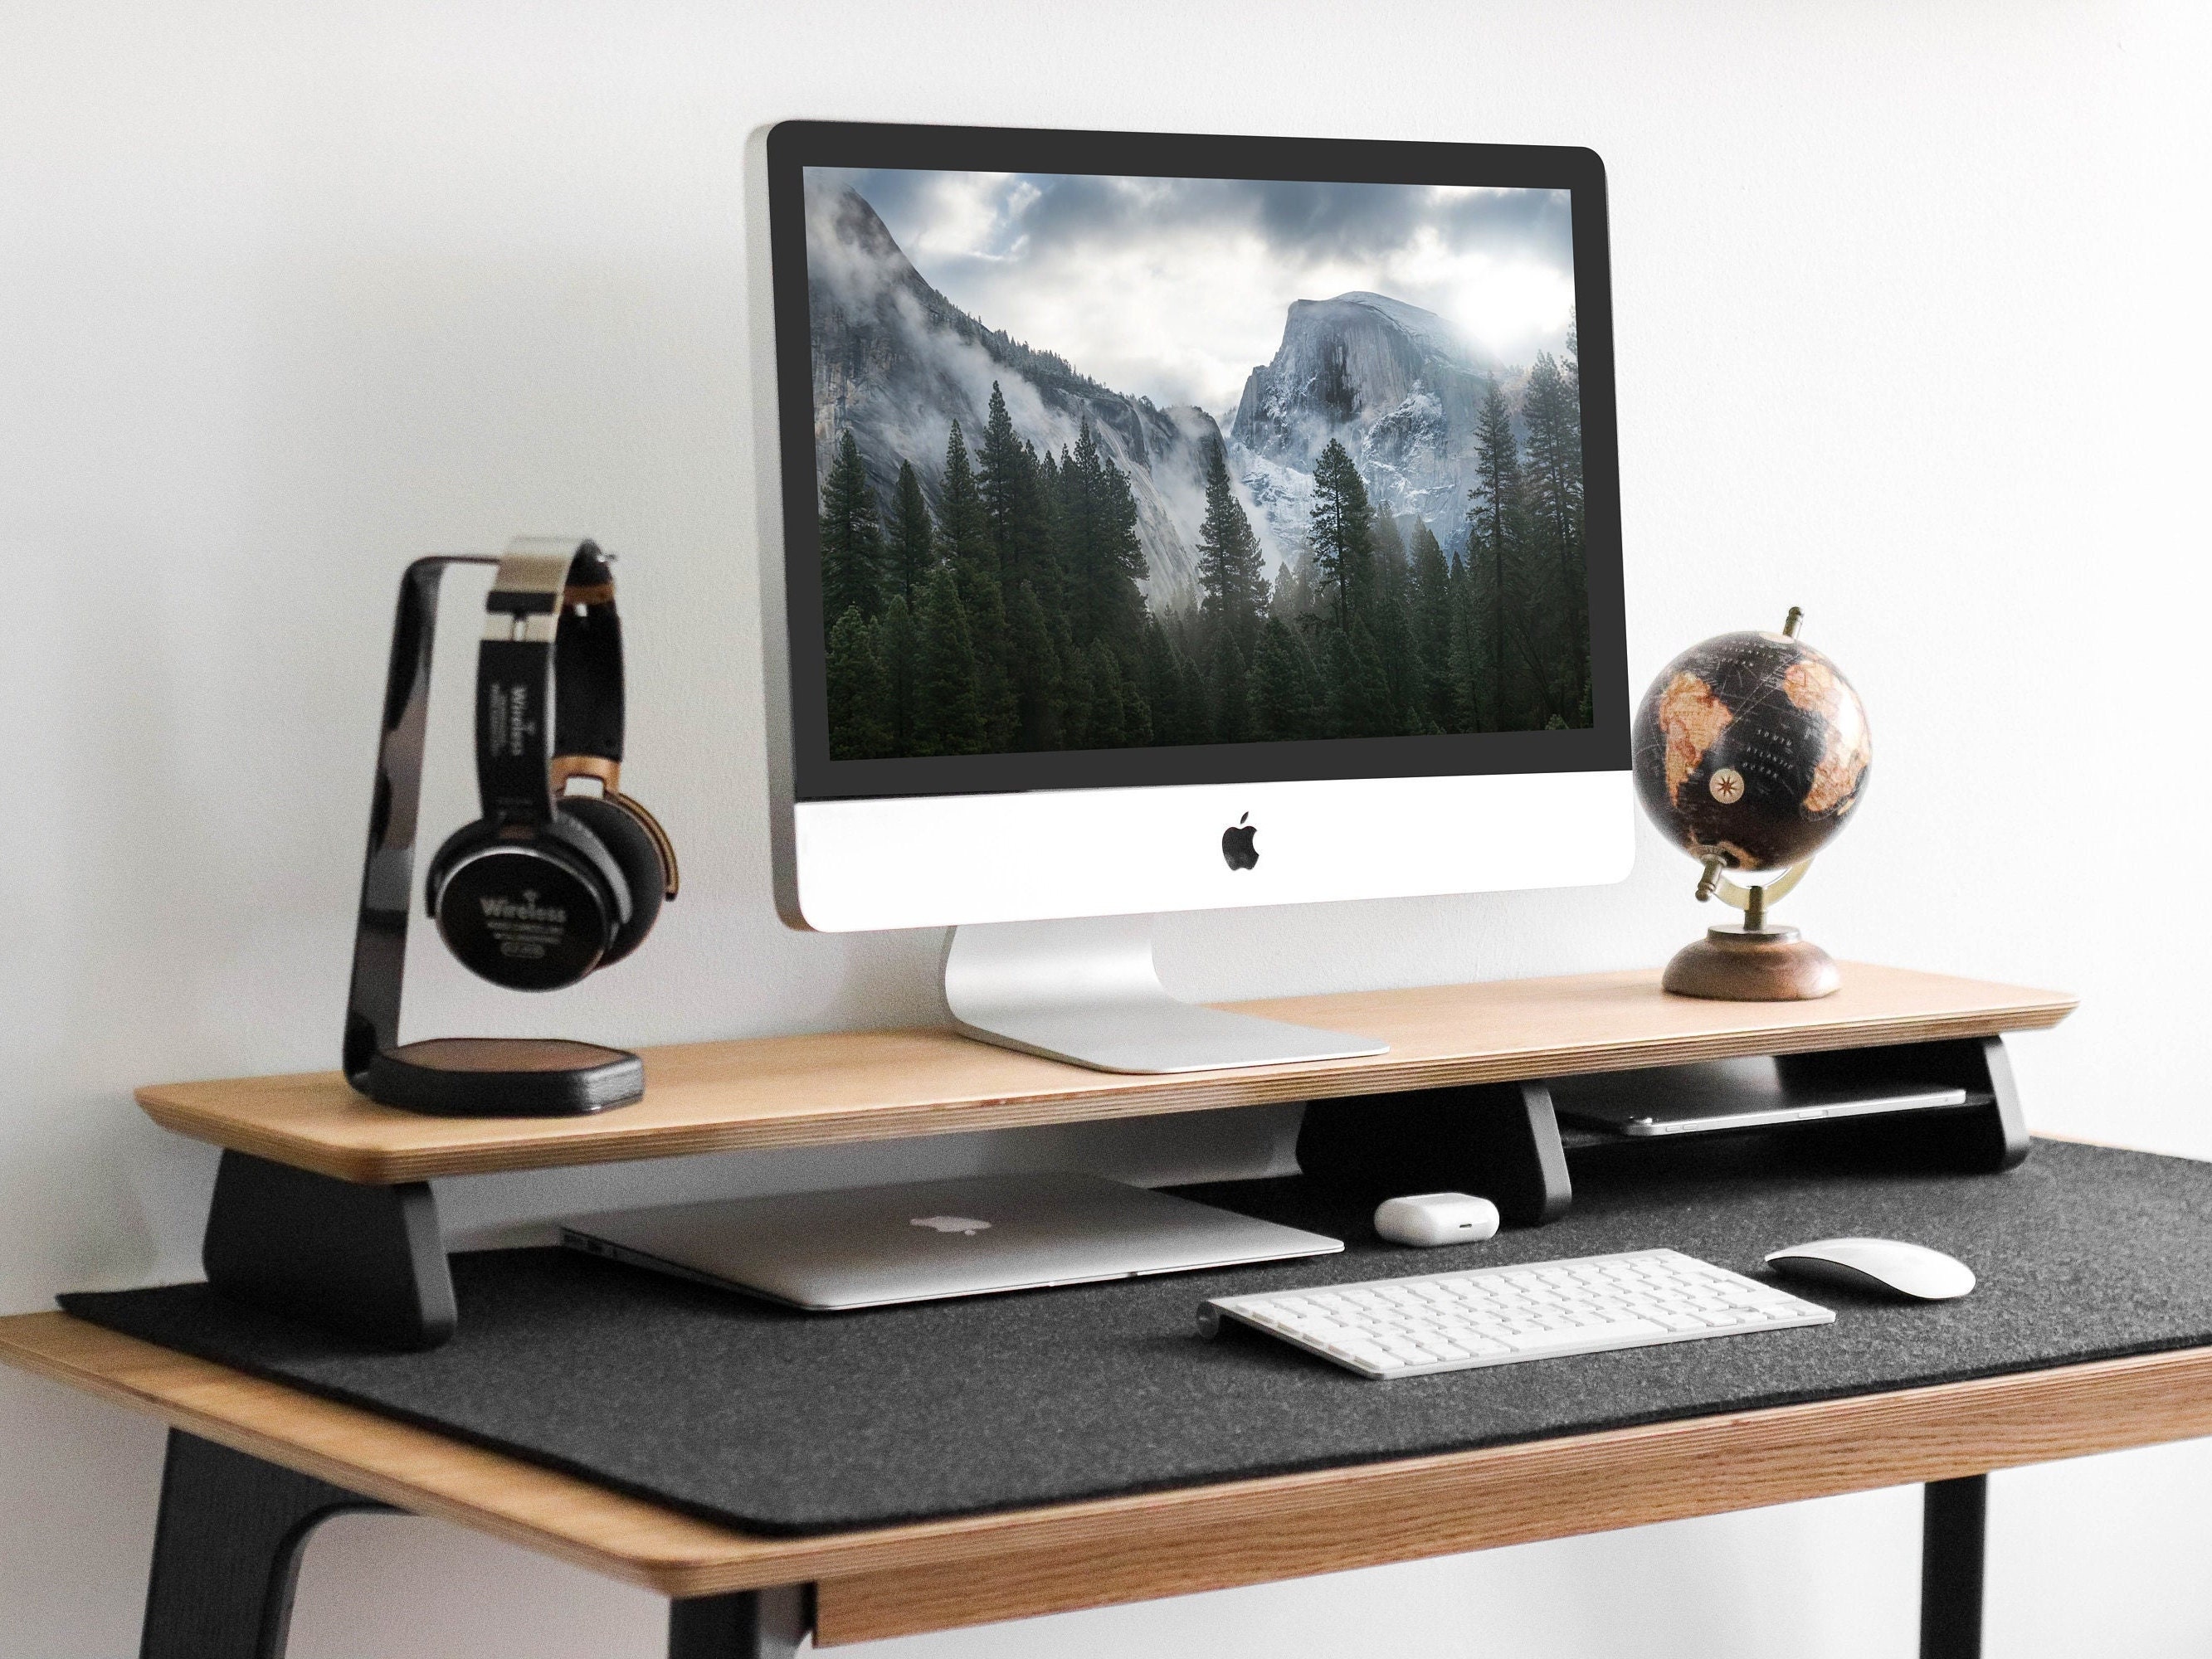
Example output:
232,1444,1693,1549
134,963,2076,1350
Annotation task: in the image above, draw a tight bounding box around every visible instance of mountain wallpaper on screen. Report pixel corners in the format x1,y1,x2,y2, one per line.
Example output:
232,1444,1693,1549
806,182,1591,761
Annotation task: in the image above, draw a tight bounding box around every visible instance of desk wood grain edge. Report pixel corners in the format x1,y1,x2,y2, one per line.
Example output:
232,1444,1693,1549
5,1311,2205,1642
0,1311,767,1595
812,1340,2212,1642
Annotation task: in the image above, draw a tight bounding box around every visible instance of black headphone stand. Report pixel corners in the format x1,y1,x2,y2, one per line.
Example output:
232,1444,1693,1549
341,557,646,1117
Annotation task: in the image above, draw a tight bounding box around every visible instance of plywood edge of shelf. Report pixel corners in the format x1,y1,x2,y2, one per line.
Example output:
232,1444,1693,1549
134,963,2078,1185
2,1309,2201,1633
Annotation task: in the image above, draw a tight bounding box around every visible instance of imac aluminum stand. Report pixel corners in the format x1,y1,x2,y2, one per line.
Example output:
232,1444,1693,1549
943,916,1387,1074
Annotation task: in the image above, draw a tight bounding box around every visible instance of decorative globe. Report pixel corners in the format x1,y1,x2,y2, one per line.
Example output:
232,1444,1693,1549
1632,627,1872,873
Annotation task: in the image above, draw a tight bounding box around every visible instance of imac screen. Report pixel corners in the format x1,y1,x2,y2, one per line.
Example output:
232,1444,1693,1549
776,134,1620,796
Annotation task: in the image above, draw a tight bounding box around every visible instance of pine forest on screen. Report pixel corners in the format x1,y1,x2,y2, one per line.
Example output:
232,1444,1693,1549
807,172,1594,761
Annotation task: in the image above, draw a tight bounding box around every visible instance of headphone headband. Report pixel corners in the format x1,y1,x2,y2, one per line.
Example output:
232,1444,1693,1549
475,538,626,825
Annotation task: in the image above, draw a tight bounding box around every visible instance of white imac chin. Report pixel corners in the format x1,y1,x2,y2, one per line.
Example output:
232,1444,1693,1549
783,773,1634,1073
792,773,1632,934
758,119,1633,1074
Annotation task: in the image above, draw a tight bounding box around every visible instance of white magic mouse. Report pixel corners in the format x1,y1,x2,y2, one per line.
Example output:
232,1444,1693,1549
1764,1238,1976,1301
1374,1193,1500,1248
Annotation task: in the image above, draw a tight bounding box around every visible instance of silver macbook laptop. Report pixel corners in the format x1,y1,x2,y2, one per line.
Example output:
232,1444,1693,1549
560,1172,1342,1311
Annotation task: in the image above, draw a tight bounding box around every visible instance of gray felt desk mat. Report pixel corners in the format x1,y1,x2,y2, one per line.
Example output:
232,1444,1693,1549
60,1140,2212,1536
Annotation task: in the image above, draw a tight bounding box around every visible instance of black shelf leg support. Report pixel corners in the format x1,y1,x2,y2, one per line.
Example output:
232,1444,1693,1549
668,1585,809,1659
1296,1079,1571,1227
202,1150,457,1351
1920,1474,1987,1659
1786,1035,2030,1175
139,1430,392,1659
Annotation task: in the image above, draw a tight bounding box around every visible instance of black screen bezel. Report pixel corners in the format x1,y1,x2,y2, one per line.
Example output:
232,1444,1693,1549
767,120,1628,803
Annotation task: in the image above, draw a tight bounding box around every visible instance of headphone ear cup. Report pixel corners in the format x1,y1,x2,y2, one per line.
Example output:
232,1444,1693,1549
558,795,665,966
424,817,499,917
427,815,625,991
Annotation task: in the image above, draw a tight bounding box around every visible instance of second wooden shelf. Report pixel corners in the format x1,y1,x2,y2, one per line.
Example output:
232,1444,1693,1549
139,963,2076,1185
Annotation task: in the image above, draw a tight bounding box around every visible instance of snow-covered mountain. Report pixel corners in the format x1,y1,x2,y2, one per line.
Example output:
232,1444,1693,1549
806,185,1216,609
1227,291,1518,559
807,187,1541,600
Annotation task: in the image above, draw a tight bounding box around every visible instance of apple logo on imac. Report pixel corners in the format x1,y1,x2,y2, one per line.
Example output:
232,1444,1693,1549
1221,814,1259,872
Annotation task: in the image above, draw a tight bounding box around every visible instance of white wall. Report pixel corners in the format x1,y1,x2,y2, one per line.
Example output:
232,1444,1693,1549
5,1,2210,1653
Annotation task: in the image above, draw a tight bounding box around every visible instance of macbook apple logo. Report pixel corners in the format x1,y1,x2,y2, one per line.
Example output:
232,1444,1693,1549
910,1214,992,1236
1220,812,1259,871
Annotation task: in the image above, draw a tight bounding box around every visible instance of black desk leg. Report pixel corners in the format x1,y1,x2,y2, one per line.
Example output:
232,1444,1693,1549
668,1585,808,1658
139,1430,393,1659
1920,1475,1987,1659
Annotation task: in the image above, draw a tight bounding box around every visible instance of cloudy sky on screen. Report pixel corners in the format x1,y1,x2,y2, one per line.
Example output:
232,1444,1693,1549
811,168,1577,415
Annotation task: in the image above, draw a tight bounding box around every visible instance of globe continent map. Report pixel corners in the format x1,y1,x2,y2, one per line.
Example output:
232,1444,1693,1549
1631,630,1872,872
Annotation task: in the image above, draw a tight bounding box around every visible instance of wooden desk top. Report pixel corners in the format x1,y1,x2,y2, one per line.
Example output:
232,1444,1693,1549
3,1308,2194,1647
136,964,2075,1184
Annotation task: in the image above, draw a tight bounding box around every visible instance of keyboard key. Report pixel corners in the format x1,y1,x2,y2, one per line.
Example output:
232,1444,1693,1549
1506,1317,1667,1353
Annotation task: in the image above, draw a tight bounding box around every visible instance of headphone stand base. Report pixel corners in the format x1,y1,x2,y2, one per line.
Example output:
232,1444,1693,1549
359,1038,646,1117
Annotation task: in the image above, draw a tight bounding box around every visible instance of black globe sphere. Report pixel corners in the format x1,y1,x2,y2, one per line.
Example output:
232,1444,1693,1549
1633,630,1872,872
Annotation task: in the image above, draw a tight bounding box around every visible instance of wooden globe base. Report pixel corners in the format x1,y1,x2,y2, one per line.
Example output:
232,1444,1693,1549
1663,924,1841,1002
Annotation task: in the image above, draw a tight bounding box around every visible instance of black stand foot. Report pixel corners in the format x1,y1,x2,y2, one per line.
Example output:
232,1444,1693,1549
668,1586,808,1658
1296,1080,1571,1227
1816,1037,2030,1174
203,1150,456,1350
140,1430,392,1659
1920,1475,1987,1659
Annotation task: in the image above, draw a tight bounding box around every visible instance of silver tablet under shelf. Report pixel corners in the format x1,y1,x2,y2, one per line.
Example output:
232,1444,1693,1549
1551,1054,1973,1139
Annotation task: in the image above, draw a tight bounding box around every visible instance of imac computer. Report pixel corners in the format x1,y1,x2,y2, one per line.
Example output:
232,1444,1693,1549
763,122,1630,1073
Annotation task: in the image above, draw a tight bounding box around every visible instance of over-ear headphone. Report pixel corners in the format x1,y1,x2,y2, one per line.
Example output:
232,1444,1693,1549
424,538,678,991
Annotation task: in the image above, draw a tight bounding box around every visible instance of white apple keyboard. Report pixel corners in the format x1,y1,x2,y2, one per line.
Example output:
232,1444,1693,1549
1199,1248,1834,1379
